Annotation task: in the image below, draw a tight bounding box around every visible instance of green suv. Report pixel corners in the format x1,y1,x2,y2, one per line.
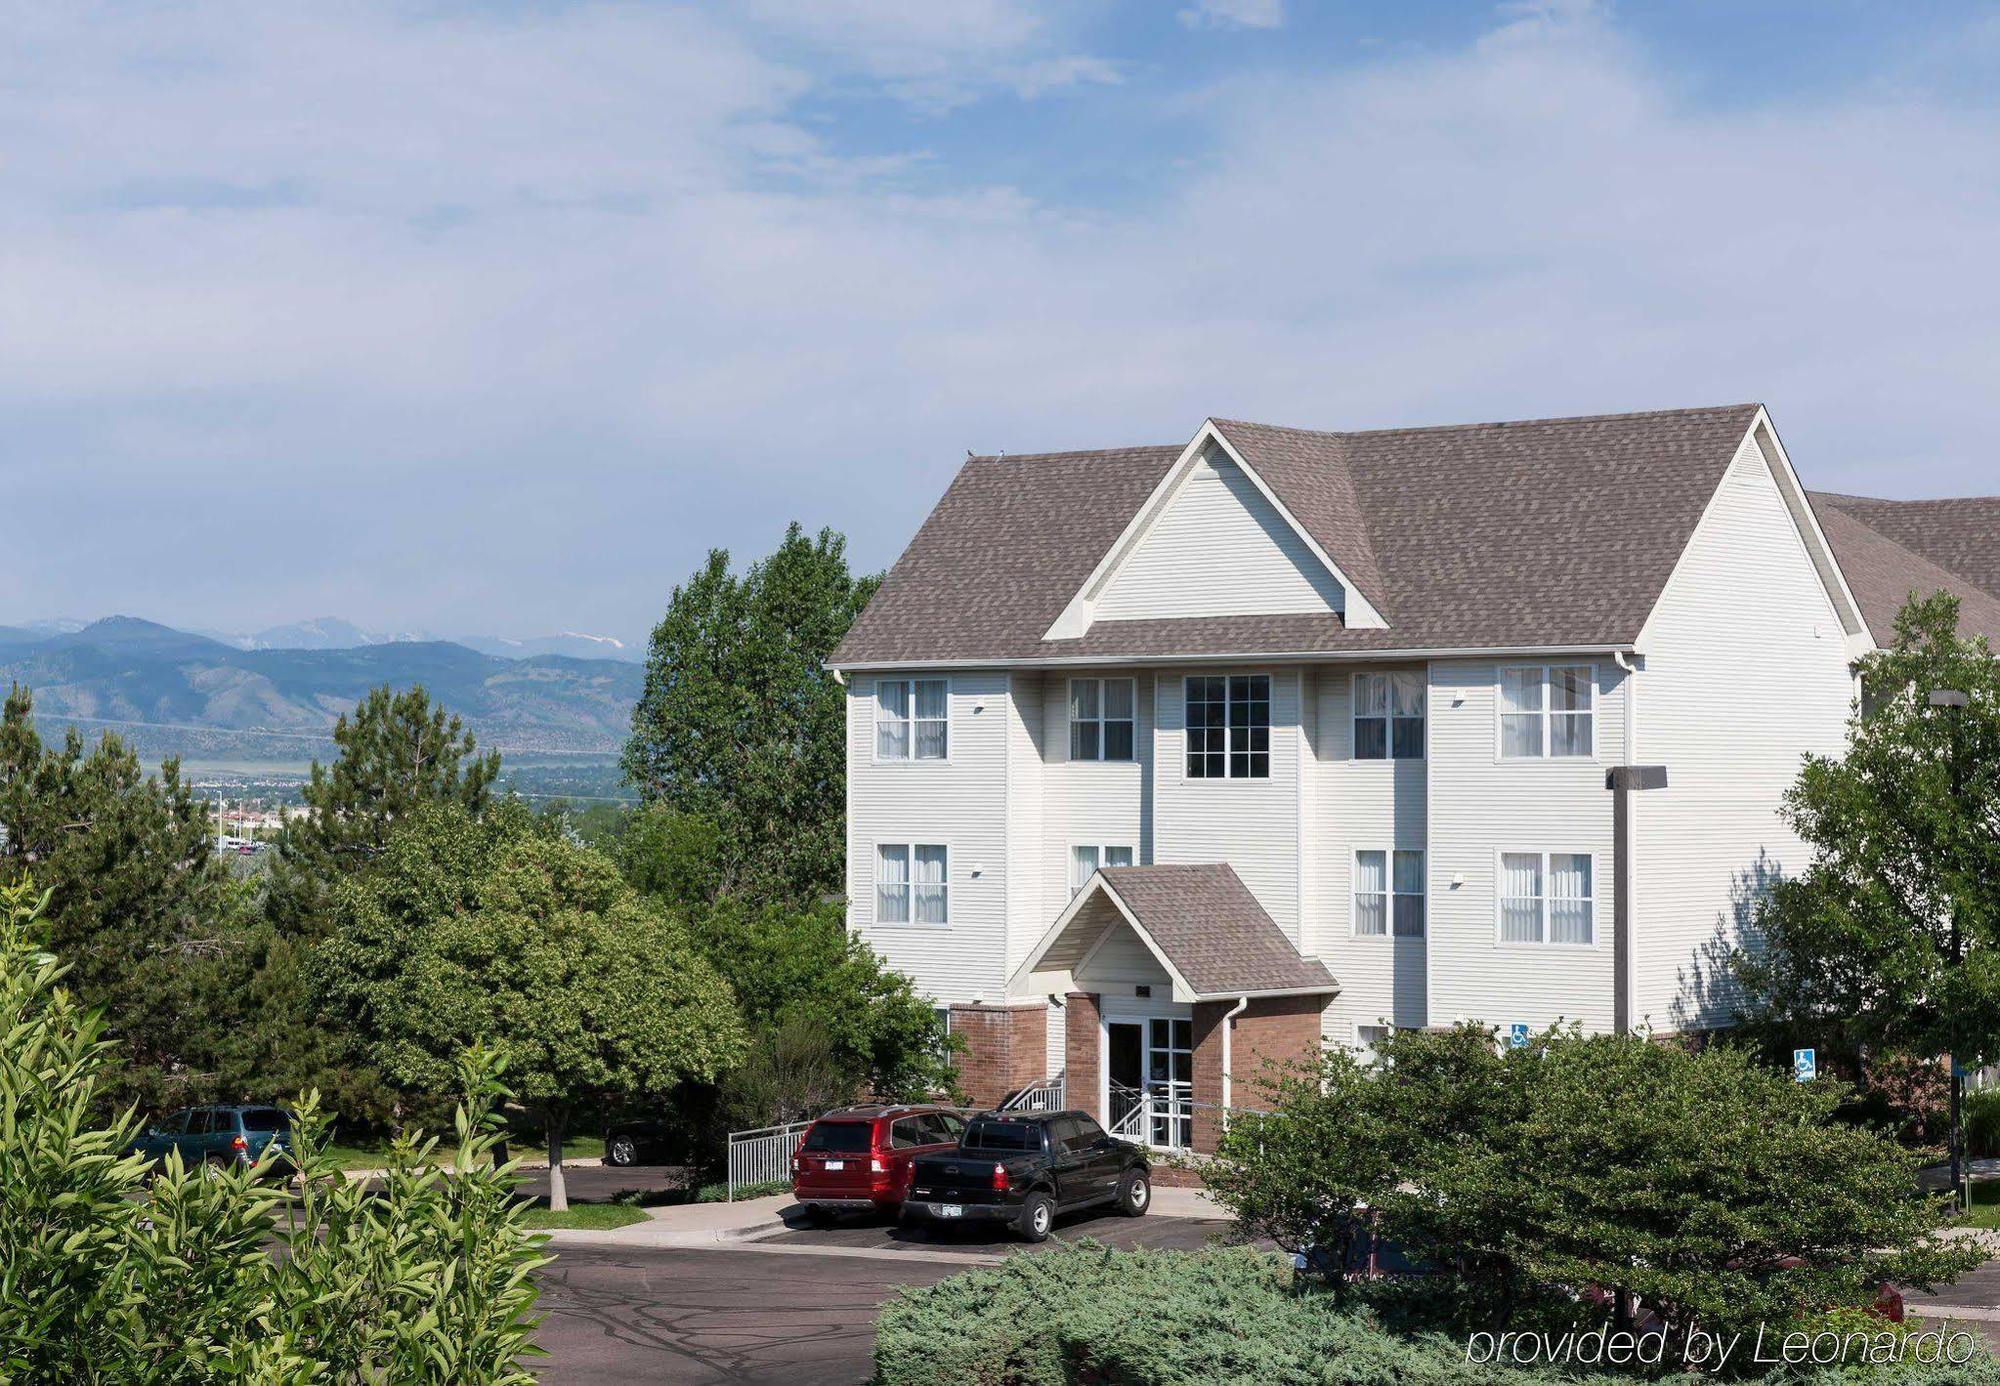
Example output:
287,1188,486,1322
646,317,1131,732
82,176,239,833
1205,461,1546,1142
129,1105,295,1179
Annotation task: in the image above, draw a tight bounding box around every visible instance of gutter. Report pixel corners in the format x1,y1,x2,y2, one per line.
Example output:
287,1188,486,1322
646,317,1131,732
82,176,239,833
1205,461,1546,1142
827,643,1640,674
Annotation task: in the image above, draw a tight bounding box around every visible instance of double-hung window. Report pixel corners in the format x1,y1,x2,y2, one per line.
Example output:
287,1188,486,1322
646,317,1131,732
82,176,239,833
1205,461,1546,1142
877,844,948,924
1498,851,1593,944
1354,672,1425,760
1354,849,1425,937
1185,675,1270,779
1071,843,1135,894
1498,665,1595,758
876,679,948,761
1070,678,1136,761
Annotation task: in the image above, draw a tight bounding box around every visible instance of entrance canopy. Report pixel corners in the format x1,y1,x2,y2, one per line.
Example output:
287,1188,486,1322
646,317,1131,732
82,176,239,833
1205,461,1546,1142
1011,863,1337,1004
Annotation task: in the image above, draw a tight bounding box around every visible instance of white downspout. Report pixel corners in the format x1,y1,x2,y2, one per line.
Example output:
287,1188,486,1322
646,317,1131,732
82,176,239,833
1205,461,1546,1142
1219,995,1251,1119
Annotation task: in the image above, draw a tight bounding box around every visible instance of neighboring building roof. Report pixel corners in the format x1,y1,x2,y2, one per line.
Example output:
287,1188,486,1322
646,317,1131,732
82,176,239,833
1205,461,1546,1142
831,404,1766,666
1013,863,1335,1002
1810,493,2000,645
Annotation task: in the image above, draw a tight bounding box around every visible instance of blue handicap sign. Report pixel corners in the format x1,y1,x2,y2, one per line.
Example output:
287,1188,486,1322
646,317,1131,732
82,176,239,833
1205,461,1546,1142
1508,1023,1530,1049
1794,1048,1816,1083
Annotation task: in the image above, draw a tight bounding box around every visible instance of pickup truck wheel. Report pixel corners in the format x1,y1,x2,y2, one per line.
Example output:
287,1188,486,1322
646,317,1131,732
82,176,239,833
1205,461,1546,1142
1016,1192,1055,1243
1116,1170,1150,1217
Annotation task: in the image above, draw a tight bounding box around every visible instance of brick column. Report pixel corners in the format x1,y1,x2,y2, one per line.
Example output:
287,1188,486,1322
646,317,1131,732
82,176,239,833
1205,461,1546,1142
948,1001,1050,1109
1064,992,1102,1123
1189,994,1326,1152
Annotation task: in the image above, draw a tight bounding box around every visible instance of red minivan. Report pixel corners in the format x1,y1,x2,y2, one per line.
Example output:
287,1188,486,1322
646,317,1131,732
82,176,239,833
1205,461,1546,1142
791,1104,967,1220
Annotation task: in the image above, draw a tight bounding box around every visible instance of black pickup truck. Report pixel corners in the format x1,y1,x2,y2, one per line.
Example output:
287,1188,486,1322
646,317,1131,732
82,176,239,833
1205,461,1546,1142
903,1110,1151,1242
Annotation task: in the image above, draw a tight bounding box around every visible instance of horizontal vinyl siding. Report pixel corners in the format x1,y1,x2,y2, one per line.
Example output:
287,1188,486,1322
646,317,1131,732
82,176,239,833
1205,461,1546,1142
1313,666,1430,1037
846,671,1011,1006
1152,667,1303,943
1633,430,1855,1032
1005,674,1047,978
1042,671,1152,930
1426,659,1626,1033
1096,454,1343,621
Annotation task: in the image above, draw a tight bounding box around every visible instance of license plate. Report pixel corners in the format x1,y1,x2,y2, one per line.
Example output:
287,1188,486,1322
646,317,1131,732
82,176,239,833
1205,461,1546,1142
933,1204,963,1218
824,1160,844,1171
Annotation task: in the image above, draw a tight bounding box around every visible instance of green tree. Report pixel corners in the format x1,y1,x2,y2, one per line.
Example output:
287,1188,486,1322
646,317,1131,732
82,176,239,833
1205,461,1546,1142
0,876,548,1383
0,686,245,1110
1731,592,2000,1169
622,523,878,905
318,805,745,1209
686,896,957,1104
1212,1025,1978,1347
274,684,502,918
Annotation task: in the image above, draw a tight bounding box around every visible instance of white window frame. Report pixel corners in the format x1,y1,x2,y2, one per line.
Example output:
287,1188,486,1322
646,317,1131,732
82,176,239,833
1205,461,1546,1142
1351,847,1426,939
1354,1024,1392,1066
1182,673,1273,781
873,677,950,763
1068,677,1138,763
1492,849,1597,948
1495,664,1597,761
1352,672,1426,761
874,842,950,927
1070,842,1137,896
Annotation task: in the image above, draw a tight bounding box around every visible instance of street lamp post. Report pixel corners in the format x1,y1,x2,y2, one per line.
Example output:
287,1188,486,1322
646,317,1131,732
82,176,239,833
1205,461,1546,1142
1930,687,1971,1203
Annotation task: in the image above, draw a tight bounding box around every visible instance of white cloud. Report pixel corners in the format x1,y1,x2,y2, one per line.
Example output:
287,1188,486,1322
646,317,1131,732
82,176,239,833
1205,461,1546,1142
5,0,2000,640
1178,0,1285,31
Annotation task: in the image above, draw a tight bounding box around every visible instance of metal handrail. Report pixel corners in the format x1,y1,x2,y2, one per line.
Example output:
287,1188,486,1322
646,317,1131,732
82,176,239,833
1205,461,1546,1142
999,1078,1066,1112
725,1117,813,1201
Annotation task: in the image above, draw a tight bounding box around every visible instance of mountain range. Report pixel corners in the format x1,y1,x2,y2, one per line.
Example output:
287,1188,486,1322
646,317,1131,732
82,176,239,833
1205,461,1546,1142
0,617,645,759
17,615,642,663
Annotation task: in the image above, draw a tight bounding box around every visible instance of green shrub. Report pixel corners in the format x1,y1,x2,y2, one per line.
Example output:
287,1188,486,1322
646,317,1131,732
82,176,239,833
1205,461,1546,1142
1213,1024,1979,1348
875,1243,2000,1386
694,1179,789,1203
1967,1087,2000,1159
0,876,549,1383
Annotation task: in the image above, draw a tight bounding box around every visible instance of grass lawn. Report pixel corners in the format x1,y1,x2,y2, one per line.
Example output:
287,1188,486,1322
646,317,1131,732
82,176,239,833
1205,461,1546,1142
1958,1180,2000,1228
517,1202,650,1231
325,1133,606,1173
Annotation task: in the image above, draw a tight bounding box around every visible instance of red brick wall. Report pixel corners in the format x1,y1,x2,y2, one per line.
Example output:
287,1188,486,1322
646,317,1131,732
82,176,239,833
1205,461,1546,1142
949,1002,1049,1109
1065,992,1102,1124
1190,994,1325,1151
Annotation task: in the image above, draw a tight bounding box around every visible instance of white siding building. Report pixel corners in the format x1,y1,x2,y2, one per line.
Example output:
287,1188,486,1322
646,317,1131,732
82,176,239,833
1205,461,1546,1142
828,405,2000,1144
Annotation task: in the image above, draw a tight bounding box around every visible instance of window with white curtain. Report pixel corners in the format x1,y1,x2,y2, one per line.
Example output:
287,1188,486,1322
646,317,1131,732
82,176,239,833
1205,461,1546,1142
1185,674,1270,779
1070,678,1137,761
1354,673,1425,760
1071,843,1135,894
877,843,948,924
1354,849,1425,937
1355,1024,1391,1065
1498,665,1594,759
1498,851,1593,944
876,679,949,761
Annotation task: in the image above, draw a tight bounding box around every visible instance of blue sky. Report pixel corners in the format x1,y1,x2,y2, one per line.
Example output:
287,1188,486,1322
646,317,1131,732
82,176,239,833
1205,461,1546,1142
5,0,1999,646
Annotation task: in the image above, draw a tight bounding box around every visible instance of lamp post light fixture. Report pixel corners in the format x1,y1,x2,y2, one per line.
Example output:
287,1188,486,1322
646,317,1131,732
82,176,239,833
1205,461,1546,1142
1928,686,1971,1204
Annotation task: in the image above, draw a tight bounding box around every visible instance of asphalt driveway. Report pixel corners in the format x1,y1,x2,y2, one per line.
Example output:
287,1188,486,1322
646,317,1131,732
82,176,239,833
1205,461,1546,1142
757,1202,1248,1257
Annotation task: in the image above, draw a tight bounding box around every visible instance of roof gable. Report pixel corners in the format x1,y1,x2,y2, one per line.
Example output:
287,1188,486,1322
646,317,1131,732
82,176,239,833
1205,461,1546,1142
1044,421,1386,640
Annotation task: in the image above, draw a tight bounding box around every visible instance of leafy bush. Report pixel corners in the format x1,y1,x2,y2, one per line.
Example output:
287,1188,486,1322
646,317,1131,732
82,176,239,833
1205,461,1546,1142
876,1243,2000,1386
693,1179,789,1203
0,876,549,1383
1968,1087,2000,1159
1212,1024,1979,1349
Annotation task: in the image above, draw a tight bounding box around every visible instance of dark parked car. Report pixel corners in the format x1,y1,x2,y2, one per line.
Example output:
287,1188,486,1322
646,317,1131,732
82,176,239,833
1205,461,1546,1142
903,1109,1149,1242
603,1117,688,1167
791,1104,968,1219
128,1105,295,1179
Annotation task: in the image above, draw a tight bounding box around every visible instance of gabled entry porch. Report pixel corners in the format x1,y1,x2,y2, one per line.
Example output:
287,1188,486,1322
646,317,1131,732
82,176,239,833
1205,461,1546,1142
1012,863,1338,1155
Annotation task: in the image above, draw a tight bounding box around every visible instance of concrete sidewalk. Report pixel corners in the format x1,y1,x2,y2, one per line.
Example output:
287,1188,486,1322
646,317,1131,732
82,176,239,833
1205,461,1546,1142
540,1184,1225,1265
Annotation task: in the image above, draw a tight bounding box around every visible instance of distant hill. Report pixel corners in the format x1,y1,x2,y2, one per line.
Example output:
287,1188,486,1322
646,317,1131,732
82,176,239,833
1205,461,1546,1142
166,615,644,663
0,617,644,758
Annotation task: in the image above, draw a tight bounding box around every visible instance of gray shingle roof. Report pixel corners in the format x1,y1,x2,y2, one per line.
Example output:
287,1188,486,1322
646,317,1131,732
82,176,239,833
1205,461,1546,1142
1810,493,2000,645
831,404,1765,666
1096,864,1335,998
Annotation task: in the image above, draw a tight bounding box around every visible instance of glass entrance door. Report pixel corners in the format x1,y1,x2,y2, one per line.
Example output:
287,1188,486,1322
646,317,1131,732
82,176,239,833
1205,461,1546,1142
1146,1016,1193,1149
1107,1023,1144,1136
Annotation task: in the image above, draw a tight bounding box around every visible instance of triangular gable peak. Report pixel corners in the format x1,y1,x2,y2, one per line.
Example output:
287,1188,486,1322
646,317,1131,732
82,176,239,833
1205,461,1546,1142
1044,420,1388,641
1636,407,1872,658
